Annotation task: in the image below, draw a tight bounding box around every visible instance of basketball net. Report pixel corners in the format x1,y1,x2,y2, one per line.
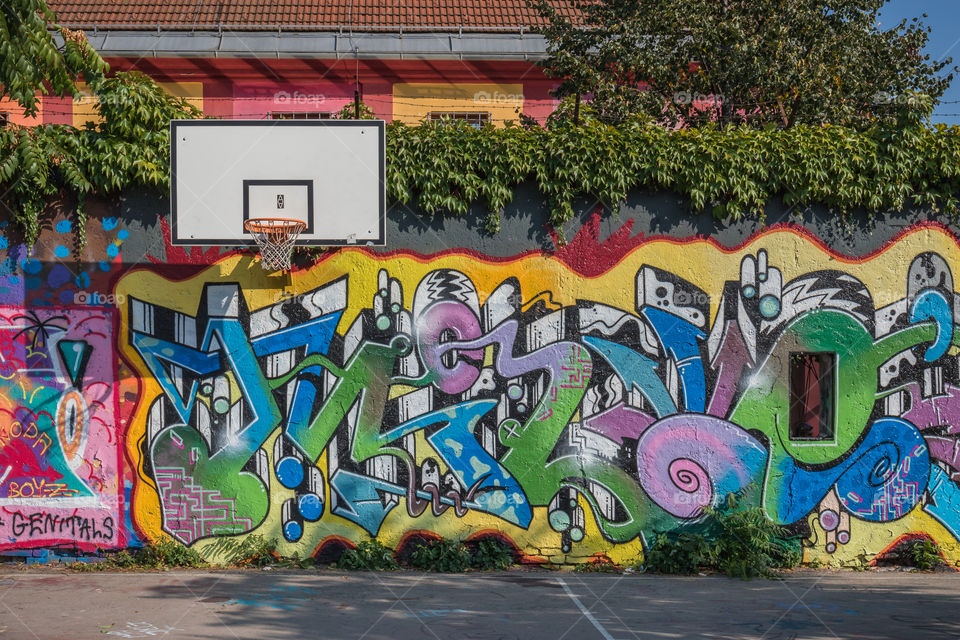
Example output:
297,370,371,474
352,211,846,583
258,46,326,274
244,218,307,271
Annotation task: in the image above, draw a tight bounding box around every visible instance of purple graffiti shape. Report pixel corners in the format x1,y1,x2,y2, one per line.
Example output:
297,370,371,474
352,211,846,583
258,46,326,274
926,437,960,481
438,319,572,380
416,300,483,395
902,382,960,435
582,402,655,443
636,414,767,519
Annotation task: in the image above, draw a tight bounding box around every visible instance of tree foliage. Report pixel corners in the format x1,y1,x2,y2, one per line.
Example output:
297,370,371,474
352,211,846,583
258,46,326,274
0,0,201,249
0,0,107,115
0,72,201,248
533,0,954,128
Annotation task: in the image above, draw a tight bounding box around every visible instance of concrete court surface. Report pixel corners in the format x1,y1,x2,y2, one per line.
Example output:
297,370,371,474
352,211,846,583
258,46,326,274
0,569,958,640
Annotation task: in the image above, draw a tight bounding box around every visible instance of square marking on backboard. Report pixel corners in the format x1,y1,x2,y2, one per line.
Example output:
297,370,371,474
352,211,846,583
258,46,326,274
243,180,314,234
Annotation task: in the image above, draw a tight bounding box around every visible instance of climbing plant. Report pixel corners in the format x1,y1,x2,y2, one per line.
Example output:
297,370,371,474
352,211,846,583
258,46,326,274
387,116,960,233
0,72,201,249
4,95,960,248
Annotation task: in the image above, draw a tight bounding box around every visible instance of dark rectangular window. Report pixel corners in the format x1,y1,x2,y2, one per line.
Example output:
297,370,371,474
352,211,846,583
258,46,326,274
0,112,8,127
789,352,835,441
269,111,332,120
428,112,491,128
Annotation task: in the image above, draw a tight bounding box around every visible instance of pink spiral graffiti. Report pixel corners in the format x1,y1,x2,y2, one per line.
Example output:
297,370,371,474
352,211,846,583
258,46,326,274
668,459,707,494
663,458,712,518
636,414,764,519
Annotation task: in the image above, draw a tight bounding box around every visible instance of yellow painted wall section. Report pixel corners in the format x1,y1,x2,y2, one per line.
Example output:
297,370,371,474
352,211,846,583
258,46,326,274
73,82,204,127
392,83,524,126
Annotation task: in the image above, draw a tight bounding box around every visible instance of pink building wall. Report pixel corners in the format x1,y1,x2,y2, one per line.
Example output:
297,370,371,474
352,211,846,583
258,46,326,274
40,57,558,125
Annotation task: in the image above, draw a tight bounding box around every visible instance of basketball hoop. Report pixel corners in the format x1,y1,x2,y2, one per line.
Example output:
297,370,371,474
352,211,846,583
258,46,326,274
244,218,307,271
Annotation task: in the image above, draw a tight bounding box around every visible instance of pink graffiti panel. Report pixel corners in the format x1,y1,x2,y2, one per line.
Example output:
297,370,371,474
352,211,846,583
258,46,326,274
0,307,122,551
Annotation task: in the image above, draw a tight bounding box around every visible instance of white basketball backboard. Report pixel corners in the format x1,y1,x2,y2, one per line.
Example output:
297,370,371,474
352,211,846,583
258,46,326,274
170,120,385,246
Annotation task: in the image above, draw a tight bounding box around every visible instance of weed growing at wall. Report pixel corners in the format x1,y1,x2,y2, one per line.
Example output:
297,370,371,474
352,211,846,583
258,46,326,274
70,536,295,571
75,540,207,571
228,535,278,567
468,538,515,571
641,494,802,578
337,540,400,571
131,540,208,569
908,538,944,571
198,534,279,566
409,539,472,572
708,507,802,578
573,556,623,573
643,532,712,575
274,552,318,569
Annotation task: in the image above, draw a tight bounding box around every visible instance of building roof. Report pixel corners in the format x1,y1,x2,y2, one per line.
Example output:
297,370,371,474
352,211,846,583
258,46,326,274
48,0,578,32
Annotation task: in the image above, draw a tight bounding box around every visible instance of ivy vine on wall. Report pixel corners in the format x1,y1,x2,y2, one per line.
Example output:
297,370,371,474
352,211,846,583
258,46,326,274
388,117,960,233
2,80,960,251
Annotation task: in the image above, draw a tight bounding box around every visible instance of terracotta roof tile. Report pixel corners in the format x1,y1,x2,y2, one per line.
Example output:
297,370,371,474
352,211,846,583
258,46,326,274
48,0,579,31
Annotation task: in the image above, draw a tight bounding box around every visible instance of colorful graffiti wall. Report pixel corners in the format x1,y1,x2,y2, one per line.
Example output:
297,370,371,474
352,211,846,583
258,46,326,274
102,224,960,566
0,306,122,551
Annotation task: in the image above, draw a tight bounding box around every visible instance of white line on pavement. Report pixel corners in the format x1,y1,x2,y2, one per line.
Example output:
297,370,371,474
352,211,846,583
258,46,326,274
556,577,618,640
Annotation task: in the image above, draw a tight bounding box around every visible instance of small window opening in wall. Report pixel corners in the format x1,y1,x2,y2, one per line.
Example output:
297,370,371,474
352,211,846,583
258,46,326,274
269,111,332,120
428,112,491,128
789,352,835,441
0,112,8,127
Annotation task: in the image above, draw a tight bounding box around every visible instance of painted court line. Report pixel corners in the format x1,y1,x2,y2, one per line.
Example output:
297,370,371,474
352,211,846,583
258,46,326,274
556,577,618,640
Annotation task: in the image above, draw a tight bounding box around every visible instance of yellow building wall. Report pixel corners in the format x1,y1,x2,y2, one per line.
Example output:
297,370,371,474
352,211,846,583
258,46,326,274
392,83,524,127
72,81,204,128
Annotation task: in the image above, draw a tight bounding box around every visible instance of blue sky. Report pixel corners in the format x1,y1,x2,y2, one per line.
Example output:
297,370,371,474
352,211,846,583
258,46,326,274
880,0,960,125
